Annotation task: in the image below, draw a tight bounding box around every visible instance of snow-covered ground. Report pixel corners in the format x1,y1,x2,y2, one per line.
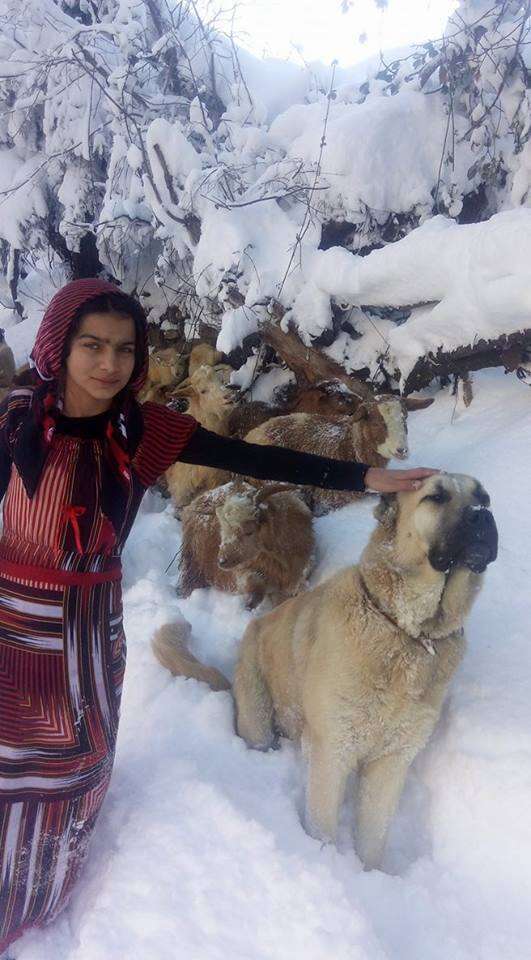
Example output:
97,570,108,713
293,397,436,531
9,365,531,960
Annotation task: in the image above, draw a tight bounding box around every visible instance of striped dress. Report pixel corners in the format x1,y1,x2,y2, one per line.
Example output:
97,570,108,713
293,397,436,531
0,390,197,953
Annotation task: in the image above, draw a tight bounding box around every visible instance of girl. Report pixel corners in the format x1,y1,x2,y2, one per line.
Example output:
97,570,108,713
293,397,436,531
0,279,435,954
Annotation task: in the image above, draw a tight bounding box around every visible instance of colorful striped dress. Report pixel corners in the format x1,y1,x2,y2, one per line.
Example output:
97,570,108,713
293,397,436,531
0,390,197,953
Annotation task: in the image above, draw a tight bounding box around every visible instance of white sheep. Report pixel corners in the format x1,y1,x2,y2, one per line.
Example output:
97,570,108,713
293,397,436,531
244,394,431,512
165,364,240,509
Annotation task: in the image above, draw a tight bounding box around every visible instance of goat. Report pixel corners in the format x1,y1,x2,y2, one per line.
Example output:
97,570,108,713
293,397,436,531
244,394,431,512
139,345,187,404
165,364,240,510
227,380,364,439
228,380,432,438
188,342,223,376
178,481,314,609
228,400,278,438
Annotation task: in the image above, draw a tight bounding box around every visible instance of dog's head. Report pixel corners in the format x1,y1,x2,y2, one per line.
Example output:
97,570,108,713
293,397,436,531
374,473,498,575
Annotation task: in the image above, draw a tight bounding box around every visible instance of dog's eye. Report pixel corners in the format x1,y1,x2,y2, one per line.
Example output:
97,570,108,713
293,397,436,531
423,492,449,505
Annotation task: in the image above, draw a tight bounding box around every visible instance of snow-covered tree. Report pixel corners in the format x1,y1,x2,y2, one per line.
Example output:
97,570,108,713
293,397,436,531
0,0,529,390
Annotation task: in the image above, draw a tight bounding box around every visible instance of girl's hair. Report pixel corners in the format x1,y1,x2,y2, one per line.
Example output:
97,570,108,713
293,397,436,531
62,291,147,385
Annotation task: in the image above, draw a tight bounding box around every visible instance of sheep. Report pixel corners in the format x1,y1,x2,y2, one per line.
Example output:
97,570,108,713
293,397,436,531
139,345,187,404
227,399,279,438
168,363,238,430
188,342,223,376
177,481,314,609
244,394,430,513
227,379,423,438
227,380,365,438
165,364,240,510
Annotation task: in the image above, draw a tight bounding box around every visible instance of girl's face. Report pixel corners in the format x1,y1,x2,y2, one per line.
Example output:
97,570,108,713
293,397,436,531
64,311,136,416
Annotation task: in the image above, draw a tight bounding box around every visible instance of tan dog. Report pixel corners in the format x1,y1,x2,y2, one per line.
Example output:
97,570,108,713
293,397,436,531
233,474,498,870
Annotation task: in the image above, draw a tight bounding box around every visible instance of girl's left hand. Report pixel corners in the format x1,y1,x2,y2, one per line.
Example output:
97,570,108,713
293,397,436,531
365,466,439,493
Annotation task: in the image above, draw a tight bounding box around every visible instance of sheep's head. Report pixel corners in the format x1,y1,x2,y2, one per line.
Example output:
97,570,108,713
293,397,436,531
289,380,363,417
148,346,185,387
216,484,293,569
170,363,240,414
350,394,434,461
216,491,264,569
349,395,409,461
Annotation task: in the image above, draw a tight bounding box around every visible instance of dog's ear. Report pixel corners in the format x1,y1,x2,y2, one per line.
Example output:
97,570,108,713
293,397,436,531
374,493,398,529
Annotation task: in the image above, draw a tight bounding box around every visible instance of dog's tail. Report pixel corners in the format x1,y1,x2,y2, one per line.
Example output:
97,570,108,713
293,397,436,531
151,620,231,692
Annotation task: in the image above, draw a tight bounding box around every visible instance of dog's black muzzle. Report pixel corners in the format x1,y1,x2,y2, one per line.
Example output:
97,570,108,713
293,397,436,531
429,506,498,575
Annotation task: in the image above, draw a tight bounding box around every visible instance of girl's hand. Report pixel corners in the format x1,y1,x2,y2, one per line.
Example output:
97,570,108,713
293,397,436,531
365,466,439,493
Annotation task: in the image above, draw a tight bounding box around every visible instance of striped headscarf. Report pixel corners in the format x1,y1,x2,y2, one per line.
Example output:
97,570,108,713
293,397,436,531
31,277,148,391
10,279,150,537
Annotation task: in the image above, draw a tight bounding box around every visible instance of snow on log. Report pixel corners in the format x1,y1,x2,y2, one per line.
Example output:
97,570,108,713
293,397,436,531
308,210,531,391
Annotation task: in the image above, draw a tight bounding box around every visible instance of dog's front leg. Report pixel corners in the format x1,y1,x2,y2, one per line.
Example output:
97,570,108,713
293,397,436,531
355,752,411,870
304,733,349,844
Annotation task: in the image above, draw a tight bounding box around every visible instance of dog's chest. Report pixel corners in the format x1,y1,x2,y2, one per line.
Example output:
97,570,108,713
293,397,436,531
330,645,450,758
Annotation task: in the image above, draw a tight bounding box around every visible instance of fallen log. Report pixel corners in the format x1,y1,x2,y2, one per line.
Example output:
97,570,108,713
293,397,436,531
402,329,531,395
260,312,372,399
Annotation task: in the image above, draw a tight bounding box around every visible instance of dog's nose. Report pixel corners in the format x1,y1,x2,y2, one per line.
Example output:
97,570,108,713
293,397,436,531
461,506,498,565
463,506,494,529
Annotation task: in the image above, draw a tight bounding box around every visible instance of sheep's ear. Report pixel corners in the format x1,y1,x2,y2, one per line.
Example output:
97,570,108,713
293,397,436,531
374,493,398,529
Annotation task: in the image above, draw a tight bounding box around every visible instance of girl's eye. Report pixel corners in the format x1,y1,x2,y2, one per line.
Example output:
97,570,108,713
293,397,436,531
120,346,135,354
84,342,99,350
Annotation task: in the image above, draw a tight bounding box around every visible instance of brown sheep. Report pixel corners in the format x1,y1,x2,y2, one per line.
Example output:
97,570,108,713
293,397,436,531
227,380,364,438
227,400,279,438
188,342,223,376
178,481,314,609
139,346,187,404
227,380,431,439
164,364,240,510
244,395,425,512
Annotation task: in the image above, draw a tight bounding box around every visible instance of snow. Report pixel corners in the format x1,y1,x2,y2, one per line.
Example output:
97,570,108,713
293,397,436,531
229,360,295,399
268,87,474,222
9,366,531,960
216,306,259,355
309,209,531,385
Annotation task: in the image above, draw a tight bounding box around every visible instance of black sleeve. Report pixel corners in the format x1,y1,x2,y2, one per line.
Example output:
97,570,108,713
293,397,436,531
178,426,369,492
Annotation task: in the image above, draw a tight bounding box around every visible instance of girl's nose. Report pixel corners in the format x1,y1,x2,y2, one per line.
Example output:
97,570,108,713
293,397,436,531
99,349,118,372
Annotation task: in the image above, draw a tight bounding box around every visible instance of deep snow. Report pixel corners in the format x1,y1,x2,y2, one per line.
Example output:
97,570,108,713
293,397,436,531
9,366,531,960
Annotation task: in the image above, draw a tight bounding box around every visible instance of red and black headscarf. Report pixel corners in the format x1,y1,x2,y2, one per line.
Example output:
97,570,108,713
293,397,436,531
10,278,150,537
